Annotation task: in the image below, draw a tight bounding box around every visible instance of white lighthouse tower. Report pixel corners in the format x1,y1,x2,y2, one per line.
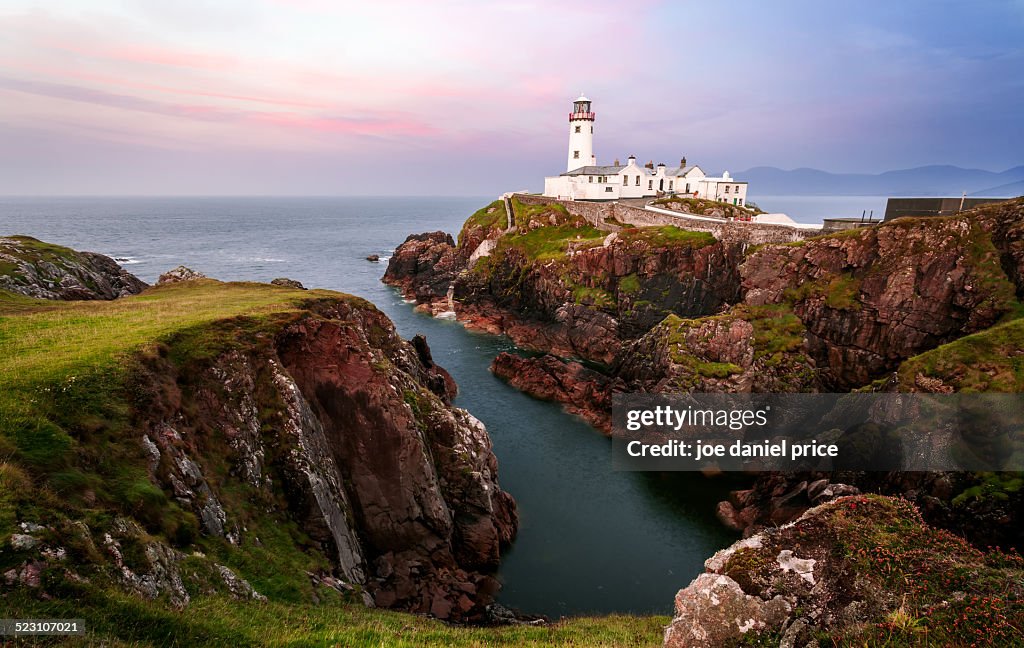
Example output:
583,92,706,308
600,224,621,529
566,94,595,172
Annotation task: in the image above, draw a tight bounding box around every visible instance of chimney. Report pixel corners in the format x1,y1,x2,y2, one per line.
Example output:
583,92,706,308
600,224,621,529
680,156,687,167
614,158,620,166
645,160,654,170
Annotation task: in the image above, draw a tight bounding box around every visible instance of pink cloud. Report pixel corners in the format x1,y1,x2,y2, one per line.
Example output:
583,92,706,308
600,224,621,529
253,112,440,138
45,40,240,71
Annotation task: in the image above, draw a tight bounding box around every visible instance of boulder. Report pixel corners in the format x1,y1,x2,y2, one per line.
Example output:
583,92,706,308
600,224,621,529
271,277,306,289
664,573,791,647
157,265,206,284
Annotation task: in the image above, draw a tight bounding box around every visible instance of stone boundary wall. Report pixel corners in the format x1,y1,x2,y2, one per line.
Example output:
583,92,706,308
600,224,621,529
512,193,819,245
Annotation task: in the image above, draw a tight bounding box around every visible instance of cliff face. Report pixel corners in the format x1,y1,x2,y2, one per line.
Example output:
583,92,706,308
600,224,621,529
389,197,1024,550
742,215,1016,389
0,235,147,300
1,272,516,622
385,198,743,364
449,199,1023,423
272,302,516,616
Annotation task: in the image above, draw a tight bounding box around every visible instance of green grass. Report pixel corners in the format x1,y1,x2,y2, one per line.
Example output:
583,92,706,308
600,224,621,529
618,274,641,295
1,235,82,264
823,275,862,311
458,200,507,245
502,224,605,262
896,316,1024,392
656,314,744,381
570,284,615,308
1,586,668,647
616,226,716,249
783,274,862,311
951,473,1024,507
510,197,571,230
0,280,349,393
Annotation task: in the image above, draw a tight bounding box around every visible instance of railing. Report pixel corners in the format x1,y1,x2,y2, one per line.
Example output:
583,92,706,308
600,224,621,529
568,112,596,121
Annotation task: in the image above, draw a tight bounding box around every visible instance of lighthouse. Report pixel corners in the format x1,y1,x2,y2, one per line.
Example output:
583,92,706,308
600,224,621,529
566,94,595,172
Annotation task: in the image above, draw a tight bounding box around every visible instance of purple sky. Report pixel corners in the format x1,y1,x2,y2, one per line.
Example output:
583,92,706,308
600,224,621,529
1,0,1022,195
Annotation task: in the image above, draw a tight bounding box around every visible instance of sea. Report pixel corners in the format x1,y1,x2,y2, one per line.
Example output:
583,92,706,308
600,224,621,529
0,194,878,617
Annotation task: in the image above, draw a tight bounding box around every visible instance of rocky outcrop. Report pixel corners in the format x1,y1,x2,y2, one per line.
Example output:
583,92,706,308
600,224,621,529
0,235,146,300
383,231,460,305
665,495,1024,647
124,296,517,621
157,265,207,284
271,277,306,289
385,198,744,364
491,352,623,432
613,306,818,394
742,214,1017,389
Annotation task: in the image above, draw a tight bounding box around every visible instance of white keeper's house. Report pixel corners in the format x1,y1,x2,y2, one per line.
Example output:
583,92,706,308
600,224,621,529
542,95,749,205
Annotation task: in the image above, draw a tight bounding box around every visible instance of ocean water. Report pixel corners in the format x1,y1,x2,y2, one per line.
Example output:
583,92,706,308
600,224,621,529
0,196,742,618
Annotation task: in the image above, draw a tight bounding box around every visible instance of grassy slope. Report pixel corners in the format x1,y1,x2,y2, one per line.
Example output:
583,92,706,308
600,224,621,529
3,587,667,647
0,280,665,646
897,317,1024,392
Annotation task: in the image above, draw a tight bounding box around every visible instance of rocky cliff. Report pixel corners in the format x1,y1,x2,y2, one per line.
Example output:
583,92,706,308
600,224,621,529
0,235,147,300
386,198,744,364
1,259,516,622
389,197,1024,548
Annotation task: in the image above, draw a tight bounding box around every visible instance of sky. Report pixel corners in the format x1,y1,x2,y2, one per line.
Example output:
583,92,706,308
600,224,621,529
0,0,1021,195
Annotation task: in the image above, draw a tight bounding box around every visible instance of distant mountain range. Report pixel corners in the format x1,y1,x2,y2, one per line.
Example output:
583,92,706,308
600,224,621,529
739,164,1024,197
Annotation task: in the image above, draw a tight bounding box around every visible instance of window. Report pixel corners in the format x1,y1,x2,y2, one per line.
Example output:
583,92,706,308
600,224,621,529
739,199,744,206
669,181,673,190
588,176,593,183
648,180,653,190
605,186,613,193
590,126,593,133
635,176,640,186
573,150,580,159
685,183,690,193
575,125,581,133
725,185,730,193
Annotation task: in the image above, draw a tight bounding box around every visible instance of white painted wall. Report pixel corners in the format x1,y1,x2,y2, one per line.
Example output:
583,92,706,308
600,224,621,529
567,117,594,172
